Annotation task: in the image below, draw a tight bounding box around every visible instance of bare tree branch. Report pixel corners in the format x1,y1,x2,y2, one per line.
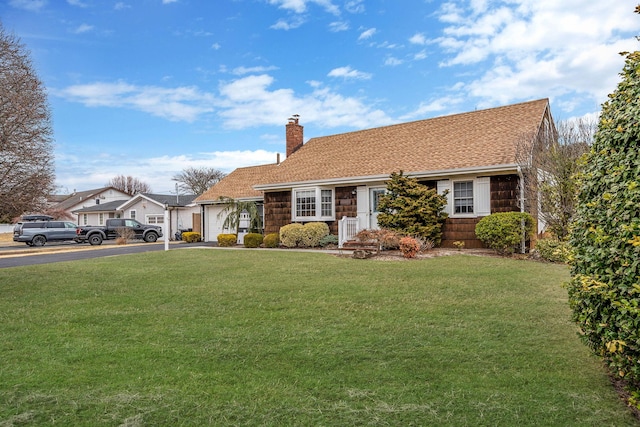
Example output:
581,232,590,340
0,22,55,222
172,167,226,195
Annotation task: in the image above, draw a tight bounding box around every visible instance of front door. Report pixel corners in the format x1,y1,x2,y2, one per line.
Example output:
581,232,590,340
369,188,386,229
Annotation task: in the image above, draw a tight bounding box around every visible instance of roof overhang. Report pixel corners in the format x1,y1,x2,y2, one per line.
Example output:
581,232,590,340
253,164,520,191
195,196,263,205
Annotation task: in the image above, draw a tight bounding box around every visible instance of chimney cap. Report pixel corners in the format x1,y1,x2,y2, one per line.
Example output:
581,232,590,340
288,114,300,124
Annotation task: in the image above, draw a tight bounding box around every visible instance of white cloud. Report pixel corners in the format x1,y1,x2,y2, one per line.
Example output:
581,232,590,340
231,65,279,75
54,82,216,122
211,42,221,50
162,0,178,4
114,2,130,10
270,16,306,30
55,150,280,194
432,0,640,112
9,0,47,11
217,74,394,129
327,66,372,80
358,27,376,40
268,0,339,15
384,56,403,66
345,0,364,14
409,33,427,45
400,96,464,120
73,24,94,34
328,21,349,32
55,74,394,131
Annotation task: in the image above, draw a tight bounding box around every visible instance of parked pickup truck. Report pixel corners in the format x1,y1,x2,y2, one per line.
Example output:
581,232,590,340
75,218,163,246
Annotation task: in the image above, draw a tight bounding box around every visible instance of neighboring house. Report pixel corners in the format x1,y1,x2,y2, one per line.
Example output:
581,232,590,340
195,163,280,242
117,193,200,241
198,99,554,248
73,200,128,226
73,193,198,241
53,187,132,220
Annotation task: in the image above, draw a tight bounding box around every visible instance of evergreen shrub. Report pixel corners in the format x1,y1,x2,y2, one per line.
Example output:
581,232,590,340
217,234,237,247
567,46,640,408
319,234,339,247
533,238,570,263
475,212,534,254
181,232,201,243
263,233,280,248
279,222,329,248
279,223,304,248
243,233,264,248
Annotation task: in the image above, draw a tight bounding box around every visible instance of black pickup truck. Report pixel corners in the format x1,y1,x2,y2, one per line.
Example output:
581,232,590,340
75,218,163,245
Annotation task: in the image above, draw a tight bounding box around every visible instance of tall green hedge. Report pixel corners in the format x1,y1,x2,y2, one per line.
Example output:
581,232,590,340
567,46,640,408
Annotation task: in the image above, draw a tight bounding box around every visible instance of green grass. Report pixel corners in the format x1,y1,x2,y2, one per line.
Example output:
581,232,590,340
0,250,636,426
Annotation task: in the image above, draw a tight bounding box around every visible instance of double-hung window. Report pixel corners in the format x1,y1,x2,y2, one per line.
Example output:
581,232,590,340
453,181,474,214
293,187,334,221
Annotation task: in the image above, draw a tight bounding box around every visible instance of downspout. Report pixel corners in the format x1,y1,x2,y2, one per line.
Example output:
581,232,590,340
517,165,526,254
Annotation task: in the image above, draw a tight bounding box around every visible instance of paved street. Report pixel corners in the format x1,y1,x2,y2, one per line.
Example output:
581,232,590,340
0,241,214,268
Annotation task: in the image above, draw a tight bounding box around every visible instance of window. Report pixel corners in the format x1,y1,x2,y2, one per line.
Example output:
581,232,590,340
293,188,334,221
130,210,136,220
454,181,474,214
82,214,88,225
147,215,164,225
99,213,104,225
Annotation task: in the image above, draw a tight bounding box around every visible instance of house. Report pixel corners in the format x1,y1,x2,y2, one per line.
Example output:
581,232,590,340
195,163,280,242
198,99,554,248
52,187,131,220
73,193,199,241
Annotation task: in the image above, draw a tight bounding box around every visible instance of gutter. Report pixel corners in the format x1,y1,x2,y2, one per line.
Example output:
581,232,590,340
517,165,526,254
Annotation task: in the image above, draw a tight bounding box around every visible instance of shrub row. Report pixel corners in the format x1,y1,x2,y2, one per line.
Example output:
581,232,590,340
279,222,330,248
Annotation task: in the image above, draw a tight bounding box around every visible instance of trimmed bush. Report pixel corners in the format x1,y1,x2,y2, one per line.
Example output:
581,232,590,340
263,233,280,248
399,236,420,258
279,223,305,248
300,222,330,247
279,222,330,248
475,212,534,254
217,234,237,247
319,234,338,247
243,233,264,248
533,238,571,263
181,232,201,243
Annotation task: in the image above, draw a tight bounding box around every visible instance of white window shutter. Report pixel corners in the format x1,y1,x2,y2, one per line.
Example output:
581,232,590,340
476,177,491,216
356,186,369,230
437,180,452,215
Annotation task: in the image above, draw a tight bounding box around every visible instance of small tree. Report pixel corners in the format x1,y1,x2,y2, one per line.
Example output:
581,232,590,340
567,12,640,409
216,197,262,235
376,171,448,244
0,22,55,222
516,118,593,240
172,167,226,195
106,175,151,195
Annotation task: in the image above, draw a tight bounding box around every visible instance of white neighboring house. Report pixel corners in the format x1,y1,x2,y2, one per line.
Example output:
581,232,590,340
54,187,132,220
116,193,200,241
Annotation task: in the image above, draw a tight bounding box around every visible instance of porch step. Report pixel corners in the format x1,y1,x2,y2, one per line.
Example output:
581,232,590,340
341,240,378,252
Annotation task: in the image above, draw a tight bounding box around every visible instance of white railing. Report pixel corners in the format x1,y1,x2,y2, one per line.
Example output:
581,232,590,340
338,216,359,248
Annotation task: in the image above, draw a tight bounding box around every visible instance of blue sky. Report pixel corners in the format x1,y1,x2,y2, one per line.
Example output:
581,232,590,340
2,0,639,194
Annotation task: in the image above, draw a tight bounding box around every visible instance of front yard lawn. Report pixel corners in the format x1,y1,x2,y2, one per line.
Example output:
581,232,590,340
0,250,637,425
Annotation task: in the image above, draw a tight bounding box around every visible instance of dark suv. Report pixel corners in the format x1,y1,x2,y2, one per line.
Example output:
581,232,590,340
13,221,79,246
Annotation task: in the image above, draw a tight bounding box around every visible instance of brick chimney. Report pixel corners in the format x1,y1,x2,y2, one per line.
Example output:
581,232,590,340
286,115,303,157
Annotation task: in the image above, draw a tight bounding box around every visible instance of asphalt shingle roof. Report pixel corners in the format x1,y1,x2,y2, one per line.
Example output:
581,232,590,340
259,98,550,187
195,163,279,202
